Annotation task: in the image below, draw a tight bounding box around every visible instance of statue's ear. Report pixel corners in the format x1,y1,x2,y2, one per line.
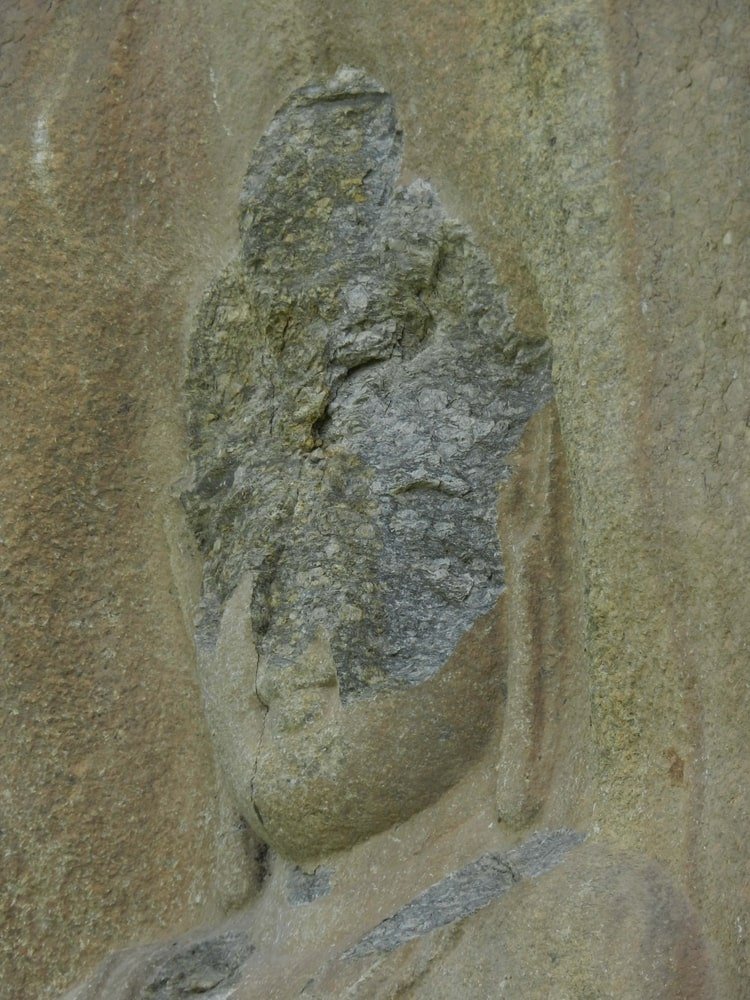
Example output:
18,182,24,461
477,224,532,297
495,401,589,829
212,777,268,914
201,573,270,912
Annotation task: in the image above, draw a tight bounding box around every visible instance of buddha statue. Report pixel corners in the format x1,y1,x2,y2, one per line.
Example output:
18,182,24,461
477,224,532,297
64,69,711,1000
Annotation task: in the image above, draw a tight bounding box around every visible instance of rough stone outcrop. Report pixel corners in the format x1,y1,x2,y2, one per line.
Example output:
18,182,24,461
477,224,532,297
180,69,551,863
184,69,550,694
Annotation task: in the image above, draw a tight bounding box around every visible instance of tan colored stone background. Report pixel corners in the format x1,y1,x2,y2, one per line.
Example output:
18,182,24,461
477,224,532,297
1,2,747,997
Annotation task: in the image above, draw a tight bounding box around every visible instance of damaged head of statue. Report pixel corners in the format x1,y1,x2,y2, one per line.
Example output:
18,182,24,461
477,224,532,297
183,68,552,861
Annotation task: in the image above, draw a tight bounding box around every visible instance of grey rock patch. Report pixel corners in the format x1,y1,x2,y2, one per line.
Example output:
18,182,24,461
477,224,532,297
287,865,333,905
140,931,253,999
504,827,586,878
183,68,551,701
343,829,585,958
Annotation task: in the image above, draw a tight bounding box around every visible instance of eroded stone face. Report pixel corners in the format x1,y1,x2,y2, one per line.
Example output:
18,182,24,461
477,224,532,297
183,69,551,858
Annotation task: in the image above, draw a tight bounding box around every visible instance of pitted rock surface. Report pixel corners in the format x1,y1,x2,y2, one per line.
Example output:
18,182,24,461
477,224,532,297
184,68,551,698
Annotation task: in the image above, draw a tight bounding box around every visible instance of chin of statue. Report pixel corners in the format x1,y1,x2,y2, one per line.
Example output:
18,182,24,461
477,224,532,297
242,610,505,862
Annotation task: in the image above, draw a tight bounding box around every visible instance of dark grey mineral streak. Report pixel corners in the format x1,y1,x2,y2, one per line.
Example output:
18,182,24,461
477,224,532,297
141,932,253,998
343,830,585,958
286,865,333,906
184,67,551,698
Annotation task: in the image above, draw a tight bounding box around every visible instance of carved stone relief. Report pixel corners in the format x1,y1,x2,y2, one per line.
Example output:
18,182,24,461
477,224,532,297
182,67,551,862
62,69,712,1000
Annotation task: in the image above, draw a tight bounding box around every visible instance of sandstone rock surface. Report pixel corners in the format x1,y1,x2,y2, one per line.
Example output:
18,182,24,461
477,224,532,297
0,2,747,999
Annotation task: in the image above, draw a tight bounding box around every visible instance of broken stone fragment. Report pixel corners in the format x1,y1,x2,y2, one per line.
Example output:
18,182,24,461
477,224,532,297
182,68,552,862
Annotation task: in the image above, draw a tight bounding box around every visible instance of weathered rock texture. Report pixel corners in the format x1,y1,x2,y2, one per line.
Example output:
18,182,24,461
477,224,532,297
306,846,711,1000
63,927,255,1000
342,829,584,959
0,2,747,999
183,68,550,863
186,70,549,694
